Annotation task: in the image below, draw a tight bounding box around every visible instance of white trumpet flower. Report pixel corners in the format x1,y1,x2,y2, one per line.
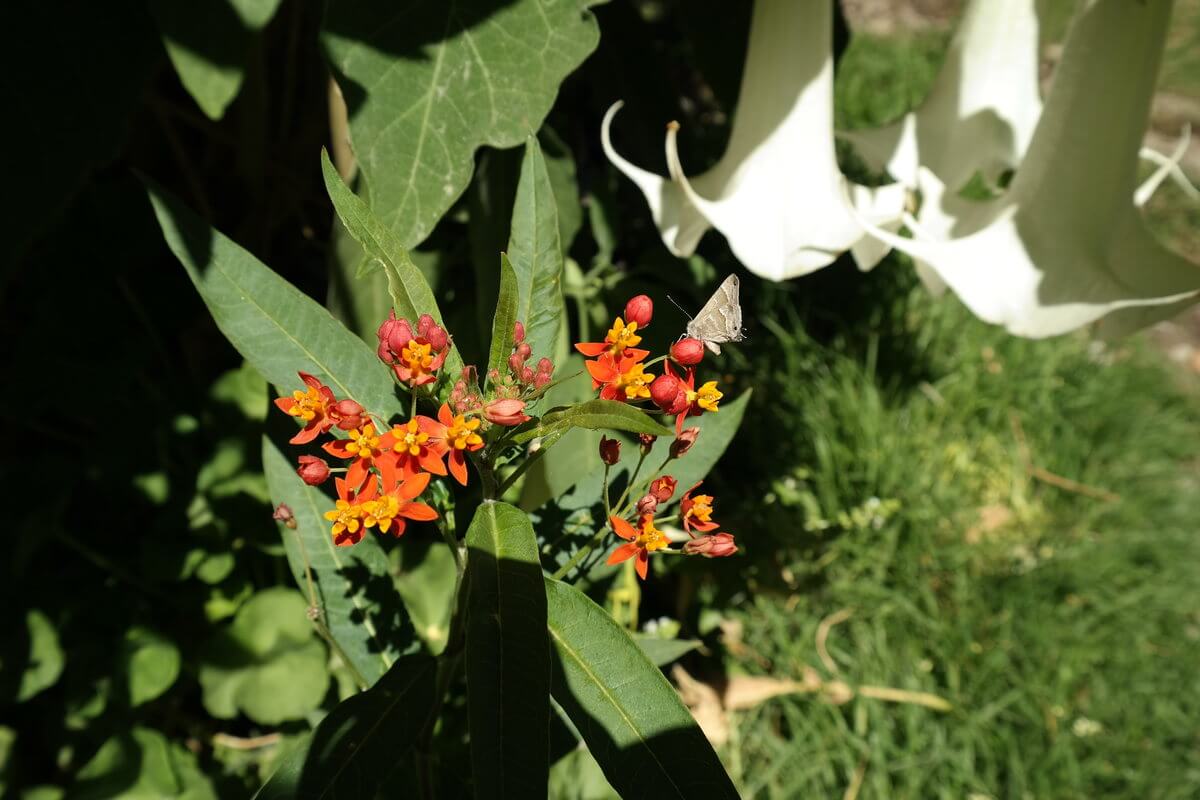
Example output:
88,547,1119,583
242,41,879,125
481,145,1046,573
601,0,906,280
852,0,1200,339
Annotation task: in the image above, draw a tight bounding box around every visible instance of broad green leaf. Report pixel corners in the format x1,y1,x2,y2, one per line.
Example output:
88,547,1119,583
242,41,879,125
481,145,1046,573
122,627,181,706
263,436,402,685
632,635,702,668
322,0,601,248
465,502,550,799
487,254,520,381
146,0,283,120
198,588,329,725
508,136,566,364
18,610,63,702
546,578,738,799
519,355,598,509
541,126,584,255
255,655,435,799
147,182,405,420
394,538,458,656
515,400,674,445
73,727,216,800
548,748,619,800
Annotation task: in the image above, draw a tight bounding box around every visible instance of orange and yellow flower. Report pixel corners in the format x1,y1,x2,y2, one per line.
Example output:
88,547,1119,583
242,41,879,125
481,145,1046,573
324,476,371,546
273,372,336,444
680,482,719,533
575,317,650,363
586,353,653,402
426,403,483,486
362,468,437,538
671,364,723,433
378,417,448,481
607,514,671,580
322,422,387,489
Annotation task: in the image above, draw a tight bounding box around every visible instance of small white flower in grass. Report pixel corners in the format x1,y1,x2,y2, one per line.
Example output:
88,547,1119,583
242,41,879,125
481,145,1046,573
601,0,906,281
851,0,1200,338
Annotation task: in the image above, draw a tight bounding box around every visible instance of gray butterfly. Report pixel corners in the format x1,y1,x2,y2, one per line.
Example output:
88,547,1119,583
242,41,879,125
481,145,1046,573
686,275,745,355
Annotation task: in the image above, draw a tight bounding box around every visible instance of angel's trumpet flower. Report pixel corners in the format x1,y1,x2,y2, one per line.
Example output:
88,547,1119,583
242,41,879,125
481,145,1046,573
602,0,905,280
853,0,1200,338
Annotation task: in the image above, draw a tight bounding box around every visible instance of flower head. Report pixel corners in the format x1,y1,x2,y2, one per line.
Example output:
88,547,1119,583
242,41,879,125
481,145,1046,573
379,417,448,481
431,403,483,486
323,423,387,489
650,475,677,502
484,398,531,426
670,427,700,459
624,295,654,328
681,482,719,533
273,372,336,444
324,477,371,546
575,317,651,362
683,532,737,557
376,310,451,386
296,455,331,486
607,514,671,580
363,469,437,538
587,354,653,402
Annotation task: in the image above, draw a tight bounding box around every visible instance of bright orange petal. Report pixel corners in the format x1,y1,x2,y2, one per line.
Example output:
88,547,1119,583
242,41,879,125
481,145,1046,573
585,359,618,383
635,551,648,580
416,415,444,438
290,423,321,445
322,440,352,458
449,450,468,486
575,342,608,357
345,459,369,492
273,397,294,412
609,516,637,541
606,542,639,565
419,450,448,476
438,403,454,427
400,502,438,522
396,471,431,500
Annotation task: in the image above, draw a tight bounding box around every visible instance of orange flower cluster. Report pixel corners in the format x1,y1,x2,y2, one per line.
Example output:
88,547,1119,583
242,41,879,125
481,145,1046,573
576,295,724,435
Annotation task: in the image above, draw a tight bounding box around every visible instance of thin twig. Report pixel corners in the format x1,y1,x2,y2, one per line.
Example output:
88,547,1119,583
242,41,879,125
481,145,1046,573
816,608,854,675
843,758,869,800
212,732,282,750
1009,411,1119,501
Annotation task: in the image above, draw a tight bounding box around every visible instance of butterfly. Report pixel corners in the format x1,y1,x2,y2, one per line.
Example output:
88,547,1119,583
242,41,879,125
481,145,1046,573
685,274,745,355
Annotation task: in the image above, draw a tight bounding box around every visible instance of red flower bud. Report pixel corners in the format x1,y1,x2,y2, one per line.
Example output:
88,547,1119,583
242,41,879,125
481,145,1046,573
330,399,366,430
638,433,657,453
272,503,296,528
521,366,535,384
296,455,331,485
624,294,653,328
534,371,552,389
484,398,530,426
650,373,681,410
516,342,532,360
417,314,435,339
426,323,449,351
649,475,677,502
670,427,700,458
387,317,415,354
598,435,621,465
636,494,659,516
508,353,525,375
537,357,553,375
683,533,737,557
513,321,526,343
671,337,706,366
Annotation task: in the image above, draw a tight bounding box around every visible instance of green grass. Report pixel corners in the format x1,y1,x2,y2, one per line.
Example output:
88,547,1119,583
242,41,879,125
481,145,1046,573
710,280,1200,798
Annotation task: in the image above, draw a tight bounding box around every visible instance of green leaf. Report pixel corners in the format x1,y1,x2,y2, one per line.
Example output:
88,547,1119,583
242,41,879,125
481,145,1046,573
508,136,566,364
255,655,435,799
487,253,520,381
322,0,601,248
632,635,702,668
540,126,584,255
146,0,283,120
394,539,458,656
514,400,674,445
18,610,63,702
73,727,216,800
519,355,598,509
465,502,550,799
198,588,329,725
122,627,181,706
146,182,405,420
545,578,738,799
263,436,403,685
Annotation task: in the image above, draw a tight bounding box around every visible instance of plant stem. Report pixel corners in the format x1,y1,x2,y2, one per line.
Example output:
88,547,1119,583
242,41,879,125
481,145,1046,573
551,526,611,581
497,443,546,496
612,451,648,517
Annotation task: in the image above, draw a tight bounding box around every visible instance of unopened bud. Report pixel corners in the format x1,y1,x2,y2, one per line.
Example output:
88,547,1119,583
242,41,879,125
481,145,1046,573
534,371,552,389
636,494,658,516
426,323,449,351
624,294,654,328
650,373,688,415
670,337,705,366
296,455,331,486
484,398,530,426
508,353,525,375
537,357,553,375
516,342,532,360
513,321,525,343
638,433,657,454
386,317,414,353
521,366,535,384
683,532,737,557
649,475,677,502
670,427,700,458
598,435,621,465
417,313,435,339
272,503,297,529
331,399,366,430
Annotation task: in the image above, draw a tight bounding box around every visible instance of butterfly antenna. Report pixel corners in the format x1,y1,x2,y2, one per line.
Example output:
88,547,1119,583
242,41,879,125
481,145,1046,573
666,294,694,321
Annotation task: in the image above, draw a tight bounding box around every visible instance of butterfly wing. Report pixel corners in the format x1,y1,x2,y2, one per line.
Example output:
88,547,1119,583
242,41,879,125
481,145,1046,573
687,275,744,349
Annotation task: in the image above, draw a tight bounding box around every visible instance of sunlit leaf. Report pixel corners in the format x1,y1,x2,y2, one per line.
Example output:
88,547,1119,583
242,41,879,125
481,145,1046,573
465,502,550,799
323,0,602,247
508,136,566,364
514,400,674,445
18,610,64,702
122,627,181,707
546,578,738,799
73,727,216,800
487,253,520,382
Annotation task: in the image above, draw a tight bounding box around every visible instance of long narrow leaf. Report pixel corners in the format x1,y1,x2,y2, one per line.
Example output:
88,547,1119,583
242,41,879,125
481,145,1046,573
255,655,435,799
320,150,464,378
487,254,520,381
146,181,404,419
507,136,565,364
546,578,738,799
514,399,674,445
465,502,550,799
263,436,403,686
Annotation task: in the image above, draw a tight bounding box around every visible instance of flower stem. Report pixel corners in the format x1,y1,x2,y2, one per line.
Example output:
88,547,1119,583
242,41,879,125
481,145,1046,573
550,526,611,581
497,444,546,497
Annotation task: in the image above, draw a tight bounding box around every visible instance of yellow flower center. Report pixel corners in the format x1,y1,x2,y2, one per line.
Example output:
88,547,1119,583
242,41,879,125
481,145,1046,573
614,361,652,400
686,494,714,524
324,499,363,537
362,495,400,530
686,381,723,412
636,519,670,552
605,318,641,355
346,424,382,460
445,415,483,451
401,340,434,375
288,386,325,422
392,419,429,457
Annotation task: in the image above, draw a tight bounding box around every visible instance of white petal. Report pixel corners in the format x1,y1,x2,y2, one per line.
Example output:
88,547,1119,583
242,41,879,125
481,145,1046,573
601,0,904,281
